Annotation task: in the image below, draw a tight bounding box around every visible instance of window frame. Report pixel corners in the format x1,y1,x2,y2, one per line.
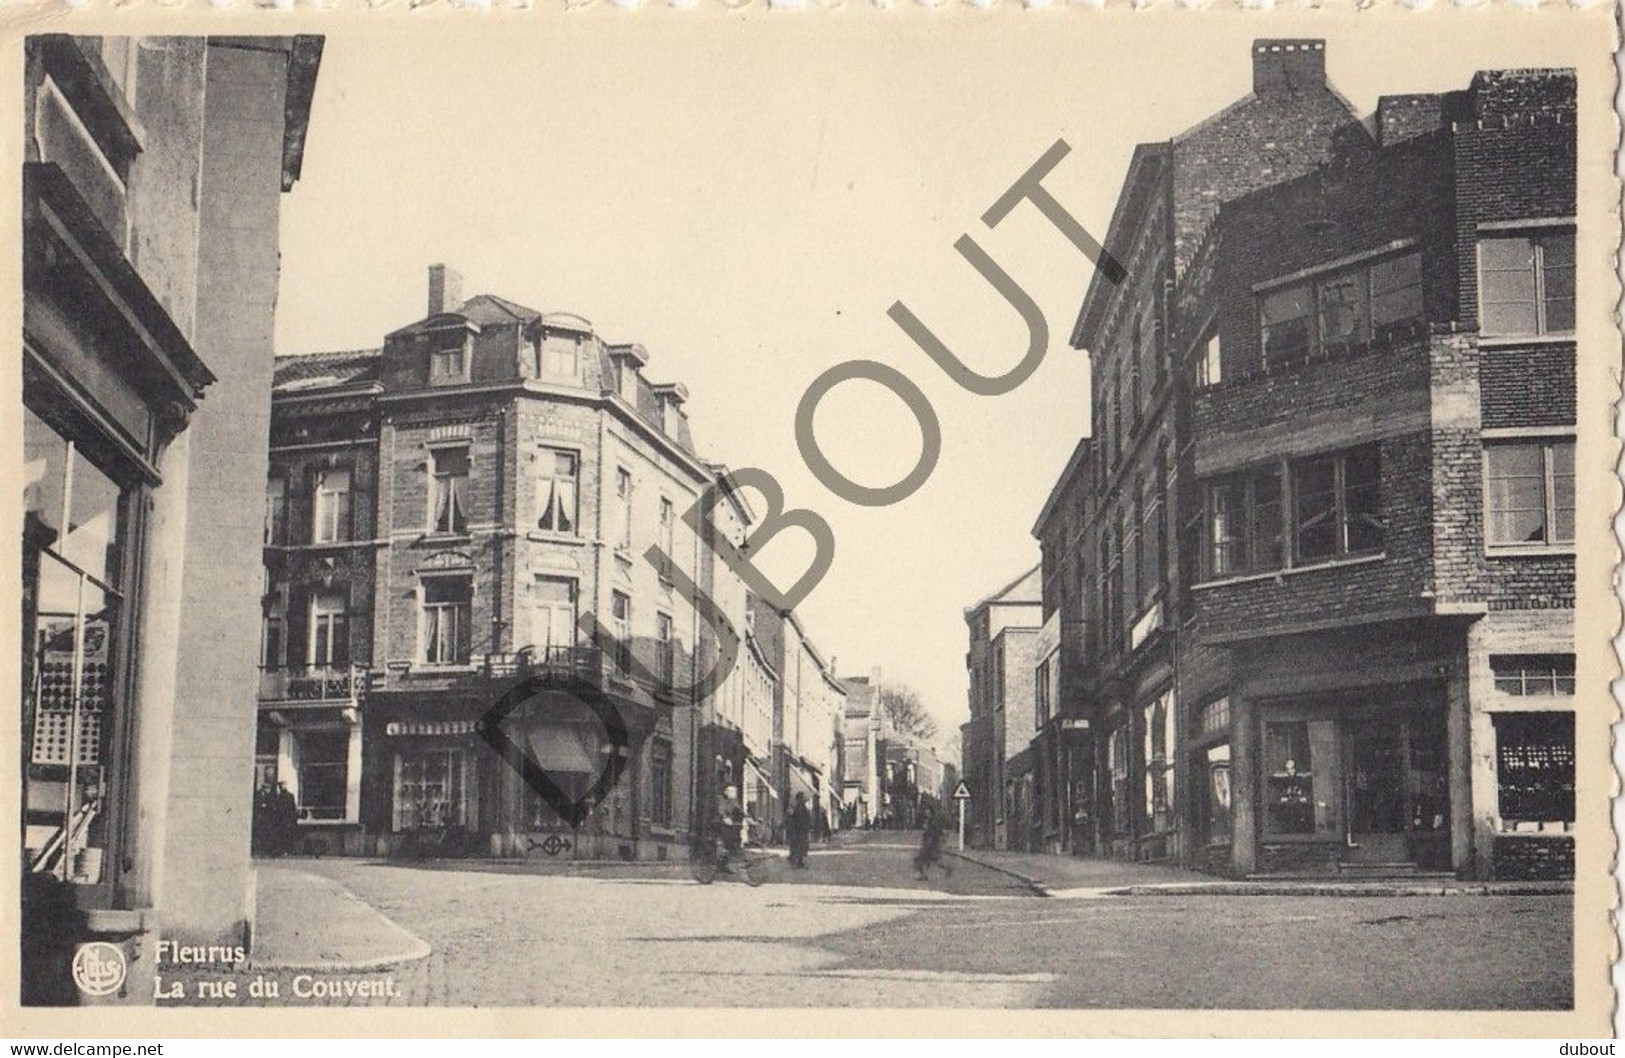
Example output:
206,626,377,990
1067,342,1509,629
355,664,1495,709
535,445,581,535
610,590,633,676
1257,250,1426,371
614,466,634,552
1476,228,1575,338
1200,445,1384,582
309,591,350,669
311,467,353,545
420,574,473,667
1484,437,1575,551
428,443,471,536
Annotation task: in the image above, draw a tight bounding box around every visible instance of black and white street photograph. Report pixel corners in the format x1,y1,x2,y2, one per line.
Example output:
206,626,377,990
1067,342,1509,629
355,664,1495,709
8,8,1618,1038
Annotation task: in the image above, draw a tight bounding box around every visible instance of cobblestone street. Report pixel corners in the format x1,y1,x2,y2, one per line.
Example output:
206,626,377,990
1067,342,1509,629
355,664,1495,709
164,834,1572,1010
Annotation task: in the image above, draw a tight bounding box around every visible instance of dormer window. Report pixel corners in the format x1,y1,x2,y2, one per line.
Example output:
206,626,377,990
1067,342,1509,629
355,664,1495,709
539,333,579,380
432,337,466,382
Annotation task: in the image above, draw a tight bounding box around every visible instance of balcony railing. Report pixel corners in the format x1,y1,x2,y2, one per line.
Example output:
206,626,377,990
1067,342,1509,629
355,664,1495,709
483,645,605,684
259,664,368,705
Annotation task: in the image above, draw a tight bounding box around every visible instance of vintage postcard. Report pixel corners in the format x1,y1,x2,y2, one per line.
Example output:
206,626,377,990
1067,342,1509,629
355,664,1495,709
1,0,1618,1039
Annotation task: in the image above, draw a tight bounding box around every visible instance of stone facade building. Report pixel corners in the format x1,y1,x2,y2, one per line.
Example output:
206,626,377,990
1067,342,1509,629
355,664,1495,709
21,34,320,1002
958,566,1041,850
261,266,727,862
1029,40,1577,880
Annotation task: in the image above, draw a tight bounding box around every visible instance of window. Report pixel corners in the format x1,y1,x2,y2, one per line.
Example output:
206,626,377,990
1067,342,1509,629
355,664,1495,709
610,590,632,675
311,468,352,544
1479,231,1575,336
1485,439,1574,547
536,448,579,534
657,497,675,566
1142,692,1175,833
1198,697,1230,737
430,446,469,535
1260,252,1426,367
1492,712,1574,824
1034,657,1052,728
1264,721,1314,835
310,593,349,667
615,467,633,551
294,729,350,822
1129,318,1143,433
539,333,579,378
24,404,134,885
1197,333,1222,388
395,747,469,830
656,612,675,691
1260,284,1313,363
265,475,287,545
650,740,674,826
1370,252,1424,335
422,577,472,665
1205,446,1385,575
1108,726,1131,837
1110,374,1123,467
261,614,285,668
532,576,577,657
1491,654,1576,696
432,338,466,380
1130,485,1144,603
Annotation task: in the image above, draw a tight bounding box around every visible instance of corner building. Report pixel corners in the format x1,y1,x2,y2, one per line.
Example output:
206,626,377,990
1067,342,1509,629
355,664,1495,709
1178,69,1577,879
1039,40,1577,880
261,266,727,862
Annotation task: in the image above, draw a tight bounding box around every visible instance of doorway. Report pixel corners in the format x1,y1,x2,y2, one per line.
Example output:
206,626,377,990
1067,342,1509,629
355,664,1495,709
1343,723,1408,863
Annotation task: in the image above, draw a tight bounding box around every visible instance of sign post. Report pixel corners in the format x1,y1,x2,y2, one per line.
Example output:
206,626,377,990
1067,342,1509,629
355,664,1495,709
952,780,971,852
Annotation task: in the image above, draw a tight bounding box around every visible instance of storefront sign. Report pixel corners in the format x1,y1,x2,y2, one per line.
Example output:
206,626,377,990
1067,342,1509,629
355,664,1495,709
386,720,477,737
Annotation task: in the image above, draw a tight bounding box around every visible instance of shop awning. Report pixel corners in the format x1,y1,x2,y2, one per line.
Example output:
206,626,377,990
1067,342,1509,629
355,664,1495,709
524,725,598,774
745,757,779,801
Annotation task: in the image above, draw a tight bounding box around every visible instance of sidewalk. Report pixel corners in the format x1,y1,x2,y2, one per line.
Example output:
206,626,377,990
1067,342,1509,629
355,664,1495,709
947,847,1574,899
252,864,431,971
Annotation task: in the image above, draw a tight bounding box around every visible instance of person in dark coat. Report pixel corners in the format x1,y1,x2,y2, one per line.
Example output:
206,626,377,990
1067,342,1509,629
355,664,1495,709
914,799,952,881
785,792,812,868
273,781,300,857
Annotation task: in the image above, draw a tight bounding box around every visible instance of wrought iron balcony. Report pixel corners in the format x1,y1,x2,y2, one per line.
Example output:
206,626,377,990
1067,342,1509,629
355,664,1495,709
482,644,605,684
258,664,368,705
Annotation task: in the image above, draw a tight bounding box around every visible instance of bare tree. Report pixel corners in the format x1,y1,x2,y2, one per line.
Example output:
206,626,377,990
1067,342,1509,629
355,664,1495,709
877,683,937,743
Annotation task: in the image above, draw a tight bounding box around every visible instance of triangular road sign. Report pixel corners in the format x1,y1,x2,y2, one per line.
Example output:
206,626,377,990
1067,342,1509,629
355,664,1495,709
952,781,971,801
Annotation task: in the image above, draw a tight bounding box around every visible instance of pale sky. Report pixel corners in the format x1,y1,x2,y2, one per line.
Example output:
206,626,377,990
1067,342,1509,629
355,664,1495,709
274,12,1597,756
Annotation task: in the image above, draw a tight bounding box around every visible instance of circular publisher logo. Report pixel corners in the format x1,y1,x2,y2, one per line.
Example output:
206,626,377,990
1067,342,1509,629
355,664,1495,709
72,942,126,997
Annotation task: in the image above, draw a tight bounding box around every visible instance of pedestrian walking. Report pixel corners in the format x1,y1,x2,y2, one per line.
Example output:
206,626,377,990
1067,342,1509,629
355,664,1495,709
913,799,953,881
786,792,811,868
273,780,300,857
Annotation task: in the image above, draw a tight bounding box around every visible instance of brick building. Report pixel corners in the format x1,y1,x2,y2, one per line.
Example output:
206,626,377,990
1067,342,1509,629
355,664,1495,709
21,35,321,1001
1031,40,1576,879
260,265,739,862
958,566,1041,850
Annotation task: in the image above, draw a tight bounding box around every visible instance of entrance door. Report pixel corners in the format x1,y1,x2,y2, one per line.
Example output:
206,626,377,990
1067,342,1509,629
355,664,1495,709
1343,723,1408,863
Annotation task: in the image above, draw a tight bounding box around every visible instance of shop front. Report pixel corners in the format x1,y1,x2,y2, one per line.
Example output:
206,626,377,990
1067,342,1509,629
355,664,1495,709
1242,685,1451,876
367,673,660,862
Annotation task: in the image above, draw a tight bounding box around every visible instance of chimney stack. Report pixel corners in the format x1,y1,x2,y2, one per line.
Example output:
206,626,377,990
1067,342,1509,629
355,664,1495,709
1252,39,1326,96
427,263,463,316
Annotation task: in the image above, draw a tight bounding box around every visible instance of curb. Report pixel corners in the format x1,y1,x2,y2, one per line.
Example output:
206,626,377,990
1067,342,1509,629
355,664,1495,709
945,850,1051,897
945,851,1574,900
250,871,434,974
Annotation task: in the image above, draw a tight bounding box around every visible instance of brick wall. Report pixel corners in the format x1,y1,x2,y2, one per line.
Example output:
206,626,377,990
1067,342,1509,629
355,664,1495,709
1480,346,1576,429
1491,834,1574,880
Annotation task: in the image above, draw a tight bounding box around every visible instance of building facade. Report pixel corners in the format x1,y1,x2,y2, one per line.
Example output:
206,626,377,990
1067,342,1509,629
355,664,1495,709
1031,40,1577,880
21,34,320,1002
958,567,1042,850
261,266,728,863
1177,68,1576,879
